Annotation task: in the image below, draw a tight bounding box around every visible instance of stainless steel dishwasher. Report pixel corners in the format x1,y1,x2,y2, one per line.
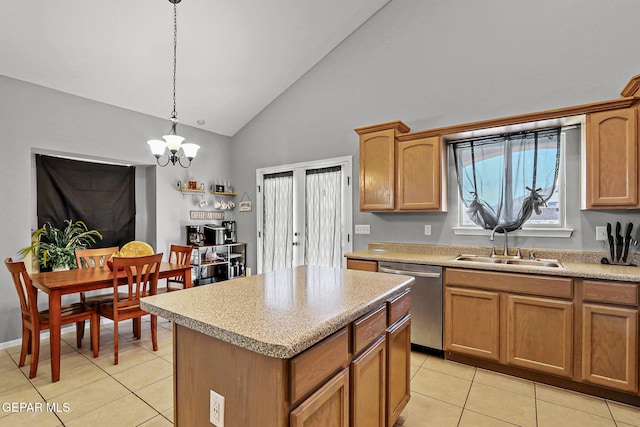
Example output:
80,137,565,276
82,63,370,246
378,262,443,354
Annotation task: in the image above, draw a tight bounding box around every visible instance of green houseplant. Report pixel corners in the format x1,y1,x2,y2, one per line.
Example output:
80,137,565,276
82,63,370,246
19,219,103,271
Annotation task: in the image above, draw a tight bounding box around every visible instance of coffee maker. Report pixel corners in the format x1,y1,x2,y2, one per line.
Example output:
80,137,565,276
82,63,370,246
186,225,205,246
222,221,237,243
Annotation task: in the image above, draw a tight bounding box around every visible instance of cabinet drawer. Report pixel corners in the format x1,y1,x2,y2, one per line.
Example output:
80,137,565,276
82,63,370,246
583,280,638,306
388,289,411,325
353,305,387,354
290,328,349,404
347,259,378,272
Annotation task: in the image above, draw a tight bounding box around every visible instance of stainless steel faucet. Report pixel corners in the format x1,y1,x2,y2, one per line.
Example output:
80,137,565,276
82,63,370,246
490,225,509,257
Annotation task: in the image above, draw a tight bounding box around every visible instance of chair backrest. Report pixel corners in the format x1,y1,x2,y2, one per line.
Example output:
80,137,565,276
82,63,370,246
4,258,39,327
169,245,193,265
113,253,163,309
75,247,120,270
168,245,193,282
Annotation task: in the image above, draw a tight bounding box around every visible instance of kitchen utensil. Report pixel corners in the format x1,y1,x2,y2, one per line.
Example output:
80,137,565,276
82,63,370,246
622,222,633,263
606,223,615,262
615,222,623,262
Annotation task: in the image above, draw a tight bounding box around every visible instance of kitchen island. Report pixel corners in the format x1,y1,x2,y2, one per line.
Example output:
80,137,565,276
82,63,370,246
141,265,414,426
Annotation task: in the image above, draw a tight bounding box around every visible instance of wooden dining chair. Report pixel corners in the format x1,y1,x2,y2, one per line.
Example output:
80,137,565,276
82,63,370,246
98,253,163,365
74,246,123,306
4,257,99,378
157,244,193,293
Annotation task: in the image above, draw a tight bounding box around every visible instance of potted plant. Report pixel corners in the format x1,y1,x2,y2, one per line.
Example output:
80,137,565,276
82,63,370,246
19,219,103,271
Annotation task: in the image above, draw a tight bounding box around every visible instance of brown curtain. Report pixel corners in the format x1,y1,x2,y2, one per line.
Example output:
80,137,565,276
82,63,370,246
36,155,135,248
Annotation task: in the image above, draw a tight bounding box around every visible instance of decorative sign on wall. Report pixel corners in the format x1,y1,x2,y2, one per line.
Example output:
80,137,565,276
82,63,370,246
190,210,224,220
239,192,252,212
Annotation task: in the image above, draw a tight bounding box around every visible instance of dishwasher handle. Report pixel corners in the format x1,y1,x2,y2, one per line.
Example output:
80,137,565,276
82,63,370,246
378,266,441,278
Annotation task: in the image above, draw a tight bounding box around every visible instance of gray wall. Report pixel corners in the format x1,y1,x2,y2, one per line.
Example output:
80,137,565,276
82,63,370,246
4,0,640,343
230,0,640,272
0,75,231,343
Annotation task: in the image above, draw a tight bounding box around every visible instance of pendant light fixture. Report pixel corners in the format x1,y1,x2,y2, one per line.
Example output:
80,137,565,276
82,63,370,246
148,0,199,167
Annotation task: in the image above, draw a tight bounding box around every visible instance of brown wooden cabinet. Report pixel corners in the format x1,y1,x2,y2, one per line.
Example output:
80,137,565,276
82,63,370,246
444,268,574,377
347,259,378,272
358,127,397,211
506,294,573,377
351,337,386,427
385,314,411,426
291,368,350,427
355,121,446,212
444,286,500,361
581,280,638,393
396,137,444,210
585,107,640,209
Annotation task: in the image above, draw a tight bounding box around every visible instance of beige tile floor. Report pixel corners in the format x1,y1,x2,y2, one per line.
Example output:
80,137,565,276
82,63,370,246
1,318,639,426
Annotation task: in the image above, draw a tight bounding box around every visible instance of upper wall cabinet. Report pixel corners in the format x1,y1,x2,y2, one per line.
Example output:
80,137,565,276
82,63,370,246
356,121,447,212
585,106,639,209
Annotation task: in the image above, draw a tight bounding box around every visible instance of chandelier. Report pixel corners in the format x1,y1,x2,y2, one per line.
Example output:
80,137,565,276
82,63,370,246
147,0,199,168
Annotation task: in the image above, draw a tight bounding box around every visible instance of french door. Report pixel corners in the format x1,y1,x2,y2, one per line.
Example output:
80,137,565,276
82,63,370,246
256,156,352,273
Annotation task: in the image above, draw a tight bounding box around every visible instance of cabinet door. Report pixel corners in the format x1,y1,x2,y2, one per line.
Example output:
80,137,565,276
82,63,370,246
396,137,442,211
506,295,573,377
351,336,386,427
386,315,411,427
581,304,638,393
586,107,639,208
360,129,395,211
444,287,500,361
290,367,350,427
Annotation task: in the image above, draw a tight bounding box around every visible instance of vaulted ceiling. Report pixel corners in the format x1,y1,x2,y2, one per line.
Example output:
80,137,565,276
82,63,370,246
0,0,390,136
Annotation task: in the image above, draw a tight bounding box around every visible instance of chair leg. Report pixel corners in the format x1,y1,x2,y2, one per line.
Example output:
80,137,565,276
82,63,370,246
135,316,142,340
75,321,83,348
151,314,158,352
113,320,119,365
27,330,32,355
79,320,86,341
29,329,40,379
132,318,139,338
90,313,99,358
19,325,29,367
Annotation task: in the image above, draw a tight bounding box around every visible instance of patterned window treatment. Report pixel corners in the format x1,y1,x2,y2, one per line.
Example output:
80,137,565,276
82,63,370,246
262,172,294,272
452,127,561,231
305,166,342,268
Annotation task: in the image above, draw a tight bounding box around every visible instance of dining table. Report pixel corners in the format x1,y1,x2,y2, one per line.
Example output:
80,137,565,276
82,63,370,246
30,261,192,382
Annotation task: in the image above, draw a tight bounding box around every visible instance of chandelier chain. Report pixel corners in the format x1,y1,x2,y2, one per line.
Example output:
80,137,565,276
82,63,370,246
171,2,178,120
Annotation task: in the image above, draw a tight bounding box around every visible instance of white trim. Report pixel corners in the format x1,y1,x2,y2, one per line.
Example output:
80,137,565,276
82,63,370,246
452,227,574,238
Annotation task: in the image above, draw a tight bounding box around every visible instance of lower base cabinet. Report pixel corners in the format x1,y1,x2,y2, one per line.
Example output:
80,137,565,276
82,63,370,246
290,368,350,427
351,337,386,427
506,295,573,377
581,303,638,393
386,315,411,426
444,287,500,361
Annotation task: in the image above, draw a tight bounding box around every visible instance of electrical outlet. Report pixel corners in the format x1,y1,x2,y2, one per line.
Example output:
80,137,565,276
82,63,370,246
595,226,607,241
424,225,432,236
210,390,225,427
355,224,370,234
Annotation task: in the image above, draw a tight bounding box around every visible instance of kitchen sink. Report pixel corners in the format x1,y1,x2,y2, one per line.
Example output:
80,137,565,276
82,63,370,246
452,254,563,269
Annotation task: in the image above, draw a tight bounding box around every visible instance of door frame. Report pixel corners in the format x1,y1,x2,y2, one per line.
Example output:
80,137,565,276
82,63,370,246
256,156,353,274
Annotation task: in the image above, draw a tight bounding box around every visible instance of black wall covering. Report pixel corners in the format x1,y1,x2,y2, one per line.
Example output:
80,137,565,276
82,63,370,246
36,155,136,248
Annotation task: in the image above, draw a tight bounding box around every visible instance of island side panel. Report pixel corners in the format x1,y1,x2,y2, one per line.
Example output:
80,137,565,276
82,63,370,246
175,324,289,426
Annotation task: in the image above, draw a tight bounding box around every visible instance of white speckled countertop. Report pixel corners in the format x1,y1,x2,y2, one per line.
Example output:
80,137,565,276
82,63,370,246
346,242,640,282
141,265,413,359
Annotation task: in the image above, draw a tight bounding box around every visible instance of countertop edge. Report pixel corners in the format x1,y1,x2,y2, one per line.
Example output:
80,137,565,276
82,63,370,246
346,246,640,282
141,277,413,359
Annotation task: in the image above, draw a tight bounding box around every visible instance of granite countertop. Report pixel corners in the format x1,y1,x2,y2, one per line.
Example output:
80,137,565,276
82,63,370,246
141,265,413,359
346,242,640,283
